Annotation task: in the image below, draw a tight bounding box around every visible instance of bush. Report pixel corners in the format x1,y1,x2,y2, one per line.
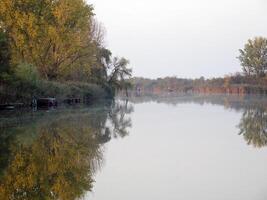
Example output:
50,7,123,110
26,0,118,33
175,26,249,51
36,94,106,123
14,63,39,85
0,79,110,104
1,63,112,104
64,81,107,100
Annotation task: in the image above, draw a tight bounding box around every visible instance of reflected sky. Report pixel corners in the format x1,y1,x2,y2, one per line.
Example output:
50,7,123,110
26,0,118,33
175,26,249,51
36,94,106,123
87,95,267,200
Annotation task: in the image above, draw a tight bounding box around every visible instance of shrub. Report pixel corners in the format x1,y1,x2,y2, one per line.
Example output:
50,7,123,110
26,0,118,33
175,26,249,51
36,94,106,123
1,63,112,104
14,63,39,85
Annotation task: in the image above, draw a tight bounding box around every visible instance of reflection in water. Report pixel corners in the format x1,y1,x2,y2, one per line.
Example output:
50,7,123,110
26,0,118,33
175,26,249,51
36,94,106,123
107,100,133,138
2,95,267,199
0,100,133,200
128,94,267,148
239,106,267,148
0,119,102,200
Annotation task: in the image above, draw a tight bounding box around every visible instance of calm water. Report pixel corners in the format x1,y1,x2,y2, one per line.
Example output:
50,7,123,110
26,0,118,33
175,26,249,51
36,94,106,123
1,95,267,200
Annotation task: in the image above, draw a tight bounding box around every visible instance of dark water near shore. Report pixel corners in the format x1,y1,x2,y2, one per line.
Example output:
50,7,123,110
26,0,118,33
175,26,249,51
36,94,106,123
1,95,267,200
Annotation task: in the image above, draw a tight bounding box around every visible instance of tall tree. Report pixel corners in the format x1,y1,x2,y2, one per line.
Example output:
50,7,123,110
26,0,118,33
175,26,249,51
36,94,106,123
108,57,132,95
0,0,97,80
238,37,267,77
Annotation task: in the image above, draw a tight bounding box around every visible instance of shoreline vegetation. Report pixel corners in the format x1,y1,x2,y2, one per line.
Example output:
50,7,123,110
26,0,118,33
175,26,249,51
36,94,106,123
0,0,132,106
130,74,267,96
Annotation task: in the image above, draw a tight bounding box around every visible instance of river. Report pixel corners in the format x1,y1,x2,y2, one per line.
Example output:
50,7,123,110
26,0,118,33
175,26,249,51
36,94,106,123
1,95,267,200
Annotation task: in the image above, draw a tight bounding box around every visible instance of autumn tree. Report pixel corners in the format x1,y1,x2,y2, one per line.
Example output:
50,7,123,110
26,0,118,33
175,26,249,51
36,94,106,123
238,37,267,77
0,0,97,80
0,0,131,101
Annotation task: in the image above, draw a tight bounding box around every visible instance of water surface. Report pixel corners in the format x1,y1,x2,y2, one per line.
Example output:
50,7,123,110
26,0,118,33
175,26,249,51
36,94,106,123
1,95,267,200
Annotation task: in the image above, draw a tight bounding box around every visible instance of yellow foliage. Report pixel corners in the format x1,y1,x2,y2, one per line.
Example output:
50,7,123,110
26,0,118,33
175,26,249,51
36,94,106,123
0,0,97,80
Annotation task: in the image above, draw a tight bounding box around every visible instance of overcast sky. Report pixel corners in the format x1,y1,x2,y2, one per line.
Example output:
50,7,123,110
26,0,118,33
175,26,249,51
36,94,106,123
88,0,267,78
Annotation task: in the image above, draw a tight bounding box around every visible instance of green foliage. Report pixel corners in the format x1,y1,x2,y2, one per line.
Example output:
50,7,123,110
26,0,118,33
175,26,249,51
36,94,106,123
0,78,108,103
238,37,267,77
14,63,39,85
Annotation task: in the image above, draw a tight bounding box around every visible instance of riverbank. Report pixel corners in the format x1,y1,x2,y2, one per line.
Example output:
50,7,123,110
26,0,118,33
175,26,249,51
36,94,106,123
0,0,132,108
191,84,267,95
0,78,112,107
131,76,267,96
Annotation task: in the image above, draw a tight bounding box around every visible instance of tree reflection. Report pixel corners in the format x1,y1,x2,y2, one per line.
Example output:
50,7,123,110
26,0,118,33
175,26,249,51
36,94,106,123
0,116,103,200
128,94,267,148
238,106,267,148
107,100,133,138
0,102,134,200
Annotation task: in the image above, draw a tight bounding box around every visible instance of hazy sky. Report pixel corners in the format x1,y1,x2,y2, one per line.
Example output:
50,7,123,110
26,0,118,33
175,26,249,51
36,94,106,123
88,0,267,78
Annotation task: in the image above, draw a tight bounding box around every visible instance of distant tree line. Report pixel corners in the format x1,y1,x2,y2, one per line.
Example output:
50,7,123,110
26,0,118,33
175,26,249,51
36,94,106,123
130,37,267,95
0,0,132,103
